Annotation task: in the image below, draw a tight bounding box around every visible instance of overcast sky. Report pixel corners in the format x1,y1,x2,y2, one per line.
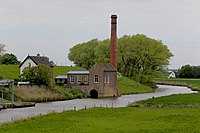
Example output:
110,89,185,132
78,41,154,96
0,0,200,68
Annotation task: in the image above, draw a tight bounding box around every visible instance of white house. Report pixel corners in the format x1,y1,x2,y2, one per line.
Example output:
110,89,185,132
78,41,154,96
19,54,54,75
168,71,176,78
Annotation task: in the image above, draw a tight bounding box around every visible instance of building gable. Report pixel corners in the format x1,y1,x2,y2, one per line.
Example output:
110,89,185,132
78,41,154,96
19,54,54,75
88,63,119,97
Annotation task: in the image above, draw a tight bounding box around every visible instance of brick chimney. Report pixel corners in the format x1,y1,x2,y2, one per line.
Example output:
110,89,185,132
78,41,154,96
110,15,117,68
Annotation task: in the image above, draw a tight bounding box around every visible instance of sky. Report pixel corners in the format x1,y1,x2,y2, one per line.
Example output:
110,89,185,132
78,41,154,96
0,0,200,69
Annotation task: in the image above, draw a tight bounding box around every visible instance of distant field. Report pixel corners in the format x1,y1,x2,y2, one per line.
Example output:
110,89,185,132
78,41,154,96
1,108,200,133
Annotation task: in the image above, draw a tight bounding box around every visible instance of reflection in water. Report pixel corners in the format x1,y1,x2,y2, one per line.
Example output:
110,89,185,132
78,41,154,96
0,85,197,123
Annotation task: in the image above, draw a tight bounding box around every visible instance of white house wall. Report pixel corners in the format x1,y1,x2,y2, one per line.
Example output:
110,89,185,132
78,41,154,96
20,58,37,75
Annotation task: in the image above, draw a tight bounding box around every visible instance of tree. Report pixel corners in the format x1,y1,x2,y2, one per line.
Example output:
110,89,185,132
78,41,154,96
21,64,52,87
68,34,173,87
94,39,110,63
68,39,99,69
116,34,173,87
178,65,200,78
0,53,20,65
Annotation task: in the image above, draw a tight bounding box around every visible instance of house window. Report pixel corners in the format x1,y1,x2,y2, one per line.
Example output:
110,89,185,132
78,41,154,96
94,75,99,83
83,75,88,84
28,62,31,67
77,75,82,84
70,75,75,83
104,75,109,83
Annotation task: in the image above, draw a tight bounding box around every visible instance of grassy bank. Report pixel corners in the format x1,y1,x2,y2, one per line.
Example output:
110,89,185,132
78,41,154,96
1,107,200,132
0,65,19,79
129,92,200,108
0,65,85,80
118,76,153,94
53,66,85,77
155,78,200,91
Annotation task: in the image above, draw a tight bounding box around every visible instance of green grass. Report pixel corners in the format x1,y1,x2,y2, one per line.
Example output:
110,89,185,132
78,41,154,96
118,76,153,94
53,66,85,77
1,107,200,133
129,92,200,108
0,65,85,80
155,78,200,91
0,65,19,79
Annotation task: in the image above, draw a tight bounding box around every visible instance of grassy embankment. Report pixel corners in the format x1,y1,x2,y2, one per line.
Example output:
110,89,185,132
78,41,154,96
1,88,200,132
155,78,200,91
118,76,153,95
1,107,200,132
129,93,200,108
0,65,85,80
0,65,19,79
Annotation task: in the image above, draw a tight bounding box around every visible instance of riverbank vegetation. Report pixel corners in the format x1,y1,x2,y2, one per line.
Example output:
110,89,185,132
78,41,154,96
14,86,87,102
1,107,200,133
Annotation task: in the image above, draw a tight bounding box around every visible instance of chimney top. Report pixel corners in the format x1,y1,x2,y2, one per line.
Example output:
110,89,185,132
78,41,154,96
37,53,40,57
111,15,117,18
111,15,117,24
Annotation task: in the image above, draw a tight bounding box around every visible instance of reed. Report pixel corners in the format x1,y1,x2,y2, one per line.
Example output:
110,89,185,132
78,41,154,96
15,86,65,102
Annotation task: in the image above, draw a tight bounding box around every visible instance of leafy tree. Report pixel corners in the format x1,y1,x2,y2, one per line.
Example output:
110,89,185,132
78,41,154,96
116,34,173,87
94,39,110,63
21,64,52,87
0,53,20,65
178,65,200,78
68,34,173,87
68,39,99,69
178,65,192,78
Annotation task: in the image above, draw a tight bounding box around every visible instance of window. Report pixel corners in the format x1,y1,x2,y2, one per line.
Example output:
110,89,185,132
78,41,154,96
28,62,31,67
104,75,109,83
70,75,75,83
77,75,82,84
83,75,88,84
94,75,98,83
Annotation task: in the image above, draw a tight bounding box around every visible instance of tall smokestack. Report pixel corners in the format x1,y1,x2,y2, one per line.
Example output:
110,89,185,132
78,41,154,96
110,15,117,68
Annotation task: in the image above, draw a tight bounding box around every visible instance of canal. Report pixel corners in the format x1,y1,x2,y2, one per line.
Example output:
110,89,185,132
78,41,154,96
0,85,197,123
